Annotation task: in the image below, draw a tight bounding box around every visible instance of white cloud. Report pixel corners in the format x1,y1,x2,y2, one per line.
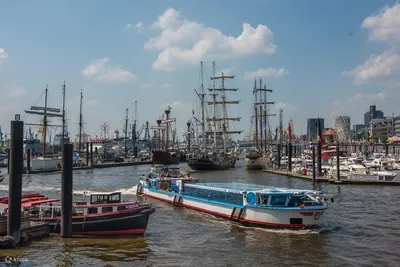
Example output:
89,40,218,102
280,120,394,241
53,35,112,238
275,102,298,112
342,49,400,84
145,8,276,71
0,106,10,113
160,83,171,89
330,91,397,124
244,68,289,79
161,100,191,111
220,67,235,75
87,99,101,108
82,58,137,84
135,22,144,30
140,82,155,88
0,48,8,63
343,3,400,87
5,84,28,98
362,3,400,43
125,24,133,29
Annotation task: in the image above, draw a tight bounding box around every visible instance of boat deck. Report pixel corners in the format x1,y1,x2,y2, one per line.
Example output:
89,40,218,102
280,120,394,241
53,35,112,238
188,182,315,194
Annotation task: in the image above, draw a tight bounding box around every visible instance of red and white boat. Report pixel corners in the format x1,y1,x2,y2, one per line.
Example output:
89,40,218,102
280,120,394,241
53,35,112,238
1,192,155,236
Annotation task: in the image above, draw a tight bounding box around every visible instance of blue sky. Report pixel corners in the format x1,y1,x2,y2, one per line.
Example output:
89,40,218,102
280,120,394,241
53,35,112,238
1,0,400,141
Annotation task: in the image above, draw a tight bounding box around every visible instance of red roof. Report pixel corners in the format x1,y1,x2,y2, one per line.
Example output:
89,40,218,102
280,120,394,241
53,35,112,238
323,128,335,136
21,199,60,207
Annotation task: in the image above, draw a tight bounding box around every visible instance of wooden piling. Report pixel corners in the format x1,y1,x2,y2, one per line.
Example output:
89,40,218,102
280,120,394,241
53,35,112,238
61,143,73,238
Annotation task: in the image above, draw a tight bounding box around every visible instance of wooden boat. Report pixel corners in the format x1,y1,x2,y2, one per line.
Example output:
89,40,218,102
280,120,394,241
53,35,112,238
25,192,155,236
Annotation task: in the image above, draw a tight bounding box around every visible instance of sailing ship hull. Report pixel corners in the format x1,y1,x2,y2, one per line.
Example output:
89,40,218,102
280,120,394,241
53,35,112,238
187,158,236,170
32,206,155,235
244,156,268,170
152,151,180,165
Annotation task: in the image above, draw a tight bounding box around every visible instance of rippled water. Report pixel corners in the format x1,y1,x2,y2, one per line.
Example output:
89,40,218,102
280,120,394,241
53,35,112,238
0,159,399,267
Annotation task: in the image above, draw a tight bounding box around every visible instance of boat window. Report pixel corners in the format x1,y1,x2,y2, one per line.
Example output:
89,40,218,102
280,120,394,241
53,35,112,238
102,206,113,213
87,207,98,214
183,186,242,205
72,208,84,216
117,205,126,211
288,196,303,207
270,195,287,206
259,195,269,205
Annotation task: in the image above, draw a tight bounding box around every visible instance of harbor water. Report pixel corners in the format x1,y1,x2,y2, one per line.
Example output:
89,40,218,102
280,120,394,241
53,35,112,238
0,159,399,267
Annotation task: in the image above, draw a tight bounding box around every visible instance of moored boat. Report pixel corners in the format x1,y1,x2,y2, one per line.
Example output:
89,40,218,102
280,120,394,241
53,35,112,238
137,171,329,229
24,192,154,236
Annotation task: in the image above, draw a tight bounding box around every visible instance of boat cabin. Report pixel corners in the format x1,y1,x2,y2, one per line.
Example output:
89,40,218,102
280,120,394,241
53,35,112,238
90,192,121,204
26,192,140,219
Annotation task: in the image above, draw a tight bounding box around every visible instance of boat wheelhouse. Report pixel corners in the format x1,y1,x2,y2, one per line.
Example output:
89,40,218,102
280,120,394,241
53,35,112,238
138,175,329,229
26,192,155,235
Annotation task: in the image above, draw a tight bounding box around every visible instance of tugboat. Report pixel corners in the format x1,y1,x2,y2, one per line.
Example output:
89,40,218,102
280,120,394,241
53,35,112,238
16,192,155,236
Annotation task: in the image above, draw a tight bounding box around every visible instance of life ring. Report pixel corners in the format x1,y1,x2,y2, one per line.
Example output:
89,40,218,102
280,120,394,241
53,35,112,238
314,212,321,220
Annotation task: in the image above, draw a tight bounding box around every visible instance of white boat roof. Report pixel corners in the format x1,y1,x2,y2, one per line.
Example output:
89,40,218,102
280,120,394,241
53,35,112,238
185,182,320,194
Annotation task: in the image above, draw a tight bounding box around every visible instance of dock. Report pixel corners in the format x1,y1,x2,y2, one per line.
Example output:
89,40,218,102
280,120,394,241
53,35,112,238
22,160,154,174
264,169,330,182
264,169,400,185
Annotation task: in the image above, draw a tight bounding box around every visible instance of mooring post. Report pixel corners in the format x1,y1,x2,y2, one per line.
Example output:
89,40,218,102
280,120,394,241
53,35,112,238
90,142,93,166
312,146,316,182
277,144,281,169
61,143,73,238
26,149,31,173
7,149,10,174
385,144,388,156
186,122,191,153
336,141,340,181
288,143,292,172
317,141,322,177
7,115,24,246
86,143,89,166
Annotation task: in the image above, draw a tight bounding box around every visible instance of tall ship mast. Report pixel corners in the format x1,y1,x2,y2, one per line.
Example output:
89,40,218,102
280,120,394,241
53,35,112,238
187,61,241,170
151,107,180,164
245,78,275,170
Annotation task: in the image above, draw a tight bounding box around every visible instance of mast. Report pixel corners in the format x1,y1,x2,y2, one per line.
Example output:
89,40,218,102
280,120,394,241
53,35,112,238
212,61,217,149
259,78,263,150
201,61,205,147
207,61,242,152
124,108,128,158
43,85,48,157
78,89,83,153
263,84,268,151
62,81,66,144
254,79,258,149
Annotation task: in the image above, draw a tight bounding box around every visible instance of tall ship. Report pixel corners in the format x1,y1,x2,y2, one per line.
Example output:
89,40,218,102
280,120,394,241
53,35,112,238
152,108,180,165
24,84,65,170
245,78,275,170
186,62,241,170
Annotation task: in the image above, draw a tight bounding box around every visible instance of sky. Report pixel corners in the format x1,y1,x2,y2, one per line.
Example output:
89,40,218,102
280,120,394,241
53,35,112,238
1,0,400,141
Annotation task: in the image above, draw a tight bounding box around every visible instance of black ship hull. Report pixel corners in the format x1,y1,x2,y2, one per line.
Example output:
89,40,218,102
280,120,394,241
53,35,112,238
152,151,180,165
187,159,236,170
35,206,155,236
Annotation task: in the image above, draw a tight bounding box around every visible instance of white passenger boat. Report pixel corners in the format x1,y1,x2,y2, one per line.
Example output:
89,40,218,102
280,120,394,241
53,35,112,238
346,164,396,181
137,167,329,229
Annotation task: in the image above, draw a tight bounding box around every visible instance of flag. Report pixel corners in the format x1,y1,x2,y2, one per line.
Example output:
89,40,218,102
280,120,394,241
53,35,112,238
288,122,292,142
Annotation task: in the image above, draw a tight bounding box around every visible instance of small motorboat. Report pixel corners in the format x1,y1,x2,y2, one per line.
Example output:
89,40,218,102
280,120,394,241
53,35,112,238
21,192,155,236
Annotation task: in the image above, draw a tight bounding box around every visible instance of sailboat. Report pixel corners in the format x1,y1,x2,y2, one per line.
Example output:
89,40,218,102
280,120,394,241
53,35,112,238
152,107,180,164
186,61,241,170
245,78,275,170
24,84,64,170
